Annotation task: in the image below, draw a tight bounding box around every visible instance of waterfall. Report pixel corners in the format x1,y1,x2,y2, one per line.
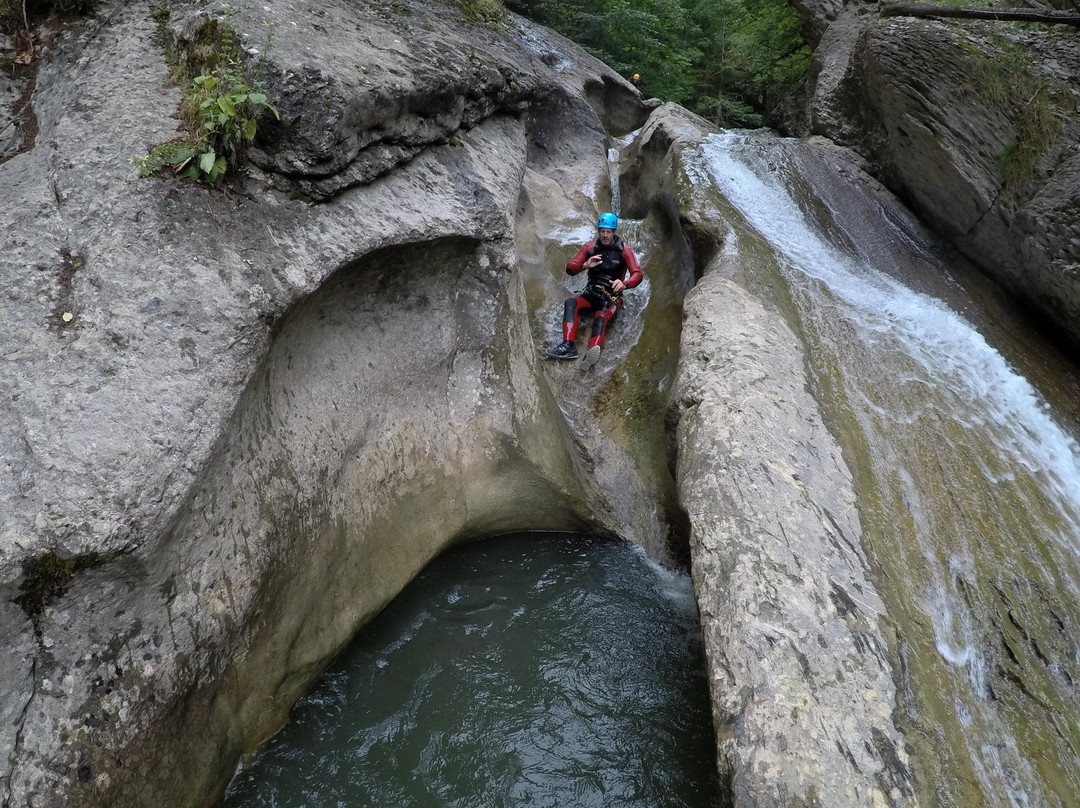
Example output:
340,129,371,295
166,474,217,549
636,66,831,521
607,128,643,219
694,131,1080,807
607,146,621,216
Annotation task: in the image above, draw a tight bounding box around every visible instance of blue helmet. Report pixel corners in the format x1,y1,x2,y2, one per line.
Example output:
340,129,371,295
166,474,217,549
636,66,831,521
597,212,618,230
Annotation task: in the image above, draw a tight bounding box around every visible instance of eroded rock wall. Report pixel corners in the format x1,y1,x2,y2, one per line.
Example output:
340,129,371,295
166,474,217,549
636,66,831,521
0,1,653,805
6,0,1024,805
674,275,915,807
636,104,917,807
791,0,1080,350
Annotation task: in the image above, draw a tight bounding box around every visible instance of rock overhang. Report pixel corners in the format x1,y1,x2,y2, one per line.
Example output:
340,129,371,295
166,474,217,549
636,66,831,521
0,1,665,805
163,0,650,201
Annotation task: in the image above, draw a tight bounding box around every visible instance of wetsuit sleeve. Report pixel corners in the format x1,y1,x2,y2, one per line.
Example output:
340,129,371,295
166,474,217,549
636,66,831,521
621,246,643,288
566,242,594,275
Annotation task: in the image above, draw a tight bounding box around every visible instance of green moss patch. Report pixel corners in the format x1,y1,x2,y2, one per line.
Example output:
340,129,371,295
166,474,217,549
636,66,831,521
15,550,99,617
453,0,506,23
957,36,1072,194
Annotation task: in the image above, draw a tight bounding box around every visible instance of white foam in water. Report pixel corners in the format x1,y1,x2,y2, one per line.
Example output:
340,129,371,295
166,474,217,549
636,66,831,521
956,699,973,728
977,743,1033,808
925,583,990,700
607,147,621,217
697,133,1080,540
606,129,640,222
629,542,698,615
696,132,1080,804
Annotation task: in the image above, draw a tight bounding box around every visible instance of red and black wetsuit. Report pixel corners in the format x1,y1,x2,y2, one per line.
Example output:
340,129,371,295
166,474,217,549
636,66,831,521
562,236,643,349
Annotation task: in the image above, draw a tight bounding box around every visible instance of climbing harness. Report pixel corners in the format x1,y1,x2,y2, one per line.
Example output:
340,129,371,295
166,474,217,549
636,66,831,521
588,283,621,308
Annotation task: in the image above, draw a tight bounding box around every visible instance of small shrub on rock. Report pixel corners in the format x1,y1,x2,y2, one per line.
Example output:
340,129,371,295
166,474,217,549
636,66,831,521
133,15,278,187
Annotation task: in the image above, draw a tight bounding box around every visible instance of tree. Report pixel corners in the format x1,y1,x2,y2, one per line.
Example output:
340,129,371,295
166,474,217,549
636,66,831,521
686,0,809,126
882,1,1080,27
505,0,809,128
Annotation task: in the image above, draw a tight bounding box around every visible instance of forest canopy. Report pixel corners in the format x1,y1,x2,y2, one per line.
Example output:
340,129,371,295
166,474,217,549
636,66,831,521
505,0,811,127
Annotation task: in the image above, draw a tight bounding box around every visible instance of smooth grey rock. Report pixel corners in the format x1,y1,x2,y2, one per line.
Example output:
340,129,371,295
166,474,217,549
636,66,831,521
6,0,1034,805
674,272,913,807
649,104,917,806
162,0,644,201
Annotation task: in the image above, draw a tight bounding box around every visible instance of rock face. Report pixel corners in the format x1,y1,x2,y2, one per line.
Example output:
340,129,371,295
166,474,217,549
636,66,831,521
790,0,1080,350
7,0,1073,806
630,105,917,807
0,1,659,805
675,275,913,808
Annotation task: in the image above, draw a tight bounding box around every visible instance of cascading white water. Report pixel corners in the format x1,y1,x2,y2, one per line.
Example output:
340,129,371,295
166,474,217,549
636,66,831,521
607,147,621,216
692,131,1080,807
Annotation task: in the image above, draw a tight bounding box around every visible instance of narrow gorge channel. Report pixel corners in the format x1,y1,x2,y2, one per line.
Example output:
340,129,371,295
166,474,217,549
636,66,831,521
7,0,1080,804
214,126,714,807
211,125,1080,807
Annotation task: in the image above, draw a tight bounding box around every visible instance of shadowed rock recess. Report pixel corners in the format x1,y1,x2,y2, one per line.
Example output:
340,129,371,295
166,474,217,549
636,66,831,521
3,0,1080,807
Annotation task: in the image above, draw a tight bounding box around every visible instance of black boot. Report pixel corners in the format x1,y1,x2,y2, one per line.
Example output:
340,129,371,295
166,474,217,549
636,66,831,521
547,340,578,359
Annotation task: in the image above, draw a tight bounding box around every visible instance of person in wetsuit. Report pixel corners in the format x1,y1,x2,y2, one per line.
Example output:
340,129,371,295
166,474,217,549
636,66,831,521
547,212,643,368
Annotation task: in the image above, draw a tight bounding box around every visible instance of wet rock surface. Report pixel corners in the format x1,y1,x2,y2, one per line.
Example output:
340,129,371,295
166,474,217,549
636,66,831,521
5,0,1074,806
674,273,914,807
791,0,1080,350
648,104,917,807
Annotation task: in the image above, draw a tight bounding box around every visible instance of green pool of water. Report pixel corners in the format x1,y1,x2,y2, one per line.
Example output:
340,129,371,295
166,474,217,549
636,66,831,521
222,533,722,808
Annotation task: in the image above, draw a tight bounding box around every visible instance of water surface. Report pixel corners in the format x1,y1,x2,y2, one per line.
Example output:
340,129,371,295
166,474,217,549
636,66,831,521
223,533,721,808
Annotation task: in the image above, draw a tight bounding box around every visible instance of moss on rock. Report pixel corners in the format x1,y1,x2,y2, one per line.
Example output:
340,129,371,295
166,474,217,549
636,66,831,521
15,550,98,617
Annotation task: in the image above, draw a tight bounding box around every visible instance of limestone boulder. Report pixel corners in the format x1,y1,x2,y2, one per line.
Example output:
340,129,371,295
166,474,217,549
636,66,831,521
639,103,917,808
788,0,856,46
163,0,645,201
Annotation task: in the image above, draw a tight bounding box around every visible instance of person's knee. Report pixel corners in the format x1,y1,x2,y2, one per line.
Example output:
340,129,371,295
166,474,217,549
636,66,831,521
563,298,579,322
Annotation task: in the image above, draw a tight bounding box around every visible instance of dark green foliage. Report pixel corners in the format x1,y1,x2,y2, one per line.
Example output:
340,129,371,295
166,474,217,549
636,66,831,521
505,0,809,127
958,37,1071,193
133,14,279,186
0,0,95,20
689,0,810,126
455,0,507,22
